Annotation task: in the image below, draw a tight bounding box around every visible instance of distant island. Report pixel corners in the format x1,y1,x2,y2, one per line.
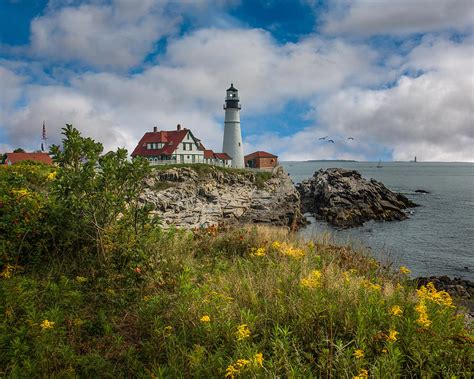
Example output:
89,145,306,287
305,159,357,162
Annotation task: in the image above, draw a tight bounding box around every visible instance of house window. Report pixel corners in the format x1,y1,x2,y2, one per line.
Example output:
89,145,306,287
189,143,192,151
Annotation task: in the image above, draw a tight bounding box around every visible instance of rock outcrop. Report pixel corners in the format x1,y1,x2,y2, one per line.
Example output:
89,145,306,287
296,168,417,228
140,165,304,230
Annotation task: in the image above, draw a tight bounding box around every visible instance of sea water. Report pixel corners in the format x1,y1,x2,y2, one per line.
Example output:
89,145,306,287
282,161,474,280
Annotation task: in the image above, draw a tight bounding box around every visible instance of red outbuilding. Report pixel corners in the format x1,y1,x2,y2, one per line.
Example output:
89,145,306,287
244,151,278,169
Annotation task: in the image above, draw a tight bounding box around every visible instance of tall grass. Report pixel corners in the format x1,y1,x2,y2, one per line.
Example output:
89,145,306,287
1,224,472,377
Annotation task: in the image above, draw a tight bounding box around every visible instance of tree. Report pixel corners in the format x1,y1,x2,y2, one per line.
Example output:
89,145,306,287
50,124,151,261
13,148,25,153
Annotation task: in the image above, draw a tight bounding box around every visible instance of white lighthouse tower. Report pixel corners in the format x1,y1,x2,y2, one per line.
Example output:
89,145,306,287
222,83,244,168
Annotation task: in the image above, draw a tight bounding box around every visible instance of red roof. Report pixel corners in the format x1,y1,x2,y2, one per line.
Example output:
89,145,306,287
131,130,190,157
214,152,232,160
244,151,278,159
204,149,215,159
5,152,53,165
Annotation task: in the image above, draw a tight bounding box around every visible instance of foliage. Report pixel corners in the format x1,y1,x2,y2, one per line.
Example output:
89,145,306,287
0,127,472,377
49,124,152,261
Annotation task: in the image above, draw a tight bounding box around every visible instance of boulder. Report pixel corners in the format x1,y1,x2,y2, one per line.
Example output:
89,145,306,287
296,168,417,228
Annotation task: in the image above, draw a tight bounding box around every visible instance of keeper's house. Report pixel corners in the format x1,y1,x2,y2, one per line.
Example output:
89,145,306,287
245,151,278,169
131,125,232,167
4,152,53,166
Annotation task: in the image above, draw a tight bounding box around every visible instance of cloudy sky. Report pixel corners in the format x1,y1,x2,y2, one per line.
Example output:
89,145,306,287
0,0,473,162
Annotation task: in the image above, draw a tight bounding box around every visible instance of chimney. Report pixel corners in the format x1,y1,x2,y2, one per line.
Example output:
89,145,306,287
153,126,158,132
177,124,181,131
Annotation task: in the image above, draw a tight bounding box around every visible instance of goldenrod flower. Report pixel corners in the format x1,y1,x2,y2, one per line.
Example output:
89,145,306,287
254,353,263,367
399,266,411,275
387,329,398,342
40,319,55,330
47,171,57,180
353,349,364,359
417,282,454,307
235,359,250,368
300,270,322,289
250,247,266,257
225,364,239,378
353,369,369,379
390,305,403,316
200,315,210,323
163,325,173,336
415,302,432,327
235,324,251,340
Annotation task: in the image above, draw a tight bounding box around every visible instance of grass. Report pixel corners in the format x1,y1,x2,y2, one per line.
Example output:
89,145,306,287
1,225,472,378
0,160,472,378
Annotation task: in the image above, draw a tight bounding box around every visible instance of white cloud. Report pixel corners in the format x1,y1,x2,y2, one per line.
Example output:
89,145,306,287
30,0,180,69
314,37,474,162
322,0,474,36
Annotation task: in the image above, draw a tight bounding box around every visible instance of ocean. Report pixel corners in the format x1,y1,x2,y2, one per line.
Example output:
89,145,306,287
282,161,474,281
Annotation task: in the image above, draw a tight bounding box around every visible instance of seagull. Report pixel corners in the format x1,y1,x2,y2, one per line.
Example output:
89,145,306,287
347,137,354,140
327,139,335,143
319,136,328,140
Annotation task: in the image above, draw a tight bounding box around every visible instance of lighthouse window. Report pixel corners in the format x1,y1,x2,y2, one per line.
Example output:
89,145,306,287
238,142,241,146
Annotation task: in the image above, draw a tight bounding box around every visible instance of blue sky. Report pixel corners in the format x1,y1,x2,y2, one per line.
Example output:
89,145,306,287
0,0,473,161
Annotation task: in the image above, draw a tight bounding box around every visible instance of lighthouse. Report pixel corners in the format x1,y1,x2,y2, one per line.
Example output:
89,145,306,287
222,83,244,168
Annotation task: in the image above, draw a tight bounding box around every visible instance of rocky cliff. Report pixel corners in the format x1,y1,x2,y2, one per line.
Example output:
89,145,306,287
297,168,417,228
141,165,304,229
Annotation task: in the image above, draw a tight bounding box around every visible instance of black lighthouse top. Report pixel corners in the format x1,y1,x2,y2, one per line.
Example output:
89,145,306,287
224,83,241,109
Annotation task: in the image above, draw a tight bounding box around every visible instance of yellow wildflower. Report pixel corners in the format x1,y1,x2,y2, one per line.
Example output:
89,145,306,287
353,349,365,359
250,247,266,257
254,353,263,367
75,276,87,283
361,279,381,292
235,359,250,368
143,295,151,302
381,348,388,353
225,364,239,379
281,245,306,259
200,315,210,323
389,305,403,316
387,329,398,342
40,319,55,330
399,266,411,275
300,270,322,289
417,282,454,307
353,369,369,379
415,302,432,327
73,318,84,327
235,324,251,341
1,264,15,279
271,241,281,249
163,325,174,336
11,188,29,198
47,171,57,180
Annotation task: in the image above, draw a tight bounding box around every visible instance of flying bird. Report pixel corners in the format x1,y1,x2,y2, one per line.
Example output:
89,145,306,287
327,139,335,143
319,136,328,140
347,137,354,140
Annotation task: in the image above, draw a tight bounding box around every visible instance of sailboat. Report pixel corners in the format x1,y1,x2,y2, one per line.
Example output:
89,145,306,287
376,159,382,168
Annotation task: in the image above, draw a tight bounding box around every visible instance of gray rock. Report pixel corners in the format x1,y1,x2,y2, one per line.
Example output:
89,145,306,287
141,165,305,230
296,168,418,228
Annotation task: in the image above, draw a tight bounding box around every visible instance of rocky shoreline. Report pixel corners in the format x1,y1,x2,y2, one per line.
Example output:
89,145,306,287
297,168,418,228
